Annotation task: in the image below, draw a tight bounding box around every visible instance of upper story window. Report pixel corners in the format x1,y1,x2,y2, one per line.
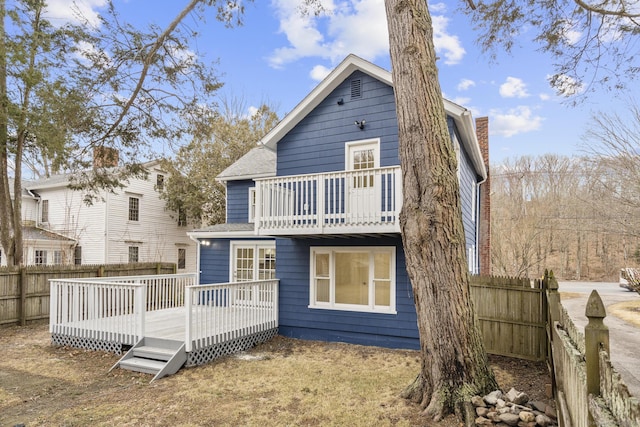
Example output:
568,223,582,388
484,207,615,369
156,174,164,190
53,250,63,265
248,188,256,223
128,197,139,221
74,246,82,265
178,207,187,227
41,200,49,223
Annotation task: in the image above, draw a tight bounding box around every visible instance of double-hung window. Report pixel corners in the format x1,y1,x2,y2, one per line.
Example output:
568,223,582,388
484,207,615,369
128,197,139,221
310,246,395,314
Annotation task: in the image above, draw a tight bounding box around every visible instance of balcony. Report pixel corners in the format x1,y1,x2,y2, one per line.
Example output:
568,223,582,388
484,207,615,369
254,166,402,236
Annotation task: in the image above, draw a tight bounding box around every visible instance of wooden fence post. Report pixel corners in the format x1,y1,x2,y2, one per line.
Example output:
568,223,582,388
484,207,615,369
544,269,560,400
585,290,610,426
19,267,27,326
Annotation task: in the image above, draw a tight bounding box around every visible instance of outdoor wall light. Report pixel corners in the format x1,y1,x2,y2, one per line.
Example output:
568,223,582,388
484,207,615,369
355,120,366,129
337,98,344,105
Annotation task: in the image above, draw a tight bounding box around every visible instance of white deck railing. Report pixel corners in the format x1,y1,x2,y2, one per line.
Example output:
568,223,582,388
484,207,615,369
255,166,402,235
50,275,279,352
49,274,197,346
185,279,279,352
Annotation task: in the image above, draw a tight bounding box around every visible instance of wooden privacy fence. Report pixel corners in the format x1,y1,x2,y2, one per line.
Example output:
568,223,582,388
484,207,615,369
0,262,176,326
470,275,548,361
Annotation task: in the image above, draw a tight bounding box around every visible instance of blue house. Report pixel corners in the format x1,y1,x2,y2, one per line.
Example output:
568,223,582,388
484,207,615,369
188,55,489,350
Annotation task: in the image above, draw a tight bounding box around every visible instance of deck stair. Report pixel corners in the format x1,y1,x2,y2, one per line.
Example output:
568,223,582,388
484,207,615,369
110,337,186,382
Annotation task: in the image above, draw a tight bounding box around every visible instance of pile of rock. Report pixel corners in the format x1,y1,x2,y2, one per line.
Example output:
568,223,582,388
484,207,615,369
471,388,557,426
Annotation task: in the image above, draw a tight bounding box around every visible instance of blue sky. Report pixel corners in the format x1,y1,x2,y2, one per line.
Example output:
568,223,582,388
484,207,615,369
46,0,627,164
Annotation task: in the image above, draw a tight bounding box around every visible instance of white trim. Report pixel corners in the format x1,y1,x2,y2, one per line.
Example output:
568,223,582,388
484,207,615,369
344,138,381,170
309,246,396,314
229,240,276,283
187,230,260,239
248,187,256,223
258,54,486,180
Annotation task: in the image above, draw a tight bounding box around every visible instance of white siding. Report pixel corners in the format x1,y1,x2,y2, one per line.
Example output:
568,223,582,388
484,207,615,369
27,164,196,271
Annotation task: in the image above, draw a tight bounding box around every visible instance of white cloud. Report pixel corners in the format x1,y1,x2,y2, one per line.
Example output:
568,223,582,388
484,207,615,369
310,64,332,81
499,77,529,98
44,0,107,27
432,15,465,65
457,79,475,91
268,0,465,69
539,93,551,101
489,106,543,137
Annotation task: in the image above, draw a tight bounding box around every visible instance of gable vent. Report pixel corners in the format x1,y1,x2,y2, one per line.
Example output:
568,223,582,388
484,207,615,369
350,79,362,99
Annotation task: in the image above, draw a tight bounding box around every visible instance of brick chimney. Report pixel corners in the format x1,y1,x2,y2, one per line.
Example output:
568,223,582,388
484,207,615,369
476,117,491,276
93,146,119,168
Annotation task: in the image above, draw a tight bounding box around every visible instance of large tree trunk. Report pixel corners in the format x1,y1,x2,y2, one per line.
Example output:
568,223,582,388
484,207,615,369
384,0,497,420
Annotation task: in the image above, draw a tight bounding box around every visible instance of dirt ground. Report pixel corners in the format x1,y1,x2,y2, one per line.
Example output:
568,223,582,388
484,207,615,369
0,323,552,427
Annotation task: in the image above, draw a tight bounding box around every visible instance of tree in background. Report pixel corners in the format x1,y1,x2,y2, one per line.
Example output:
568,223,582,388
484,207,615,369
466,0,640,98
0,0,248,266
385,0,497,420
160,102,278,227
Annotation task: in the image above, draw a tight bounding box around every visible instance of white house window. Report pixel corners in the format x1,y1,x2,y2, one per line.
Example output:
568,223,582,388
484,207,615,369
128,197,139,221
74,246,82,265
128,246,139,263
178,207,187,227
156,174,164,190
53,250,63,265
230,241,276,282
248,187,256,223
310,246,396,314
35,250,47,265
41,200,49,223
177,248,186,269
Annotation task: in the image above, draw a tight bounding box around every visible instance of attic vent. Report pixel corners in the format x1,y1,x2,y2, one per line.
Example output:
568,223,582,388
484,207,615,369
350,79,362,99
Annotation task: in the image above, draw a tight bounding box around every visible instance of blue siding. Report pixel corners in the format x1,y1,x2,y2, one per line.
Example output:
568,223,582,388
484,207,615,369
226,180,254,223
276,236,419,349
277,71,400,177
199,239,231,284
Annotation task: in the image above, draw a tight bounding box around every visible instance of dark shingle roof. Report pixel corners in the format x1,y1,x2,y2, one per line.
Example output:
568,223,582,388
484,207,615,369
217,145,276,182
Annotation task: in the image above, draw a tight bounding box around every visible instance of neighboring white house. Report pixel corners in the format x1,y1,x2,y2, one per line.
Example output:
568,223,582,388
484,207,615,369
1,160,196,272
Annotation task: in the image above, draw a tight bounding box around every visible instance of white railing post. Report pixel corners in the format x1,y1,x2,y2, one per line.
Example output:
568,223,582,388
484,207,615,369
185,286,193,352
135,282,145,340
49,280,58,333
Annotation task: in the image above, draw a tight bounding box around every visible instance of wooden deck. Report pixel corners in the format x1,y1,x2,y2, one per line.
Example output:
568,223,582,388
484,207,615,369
49,275,279,365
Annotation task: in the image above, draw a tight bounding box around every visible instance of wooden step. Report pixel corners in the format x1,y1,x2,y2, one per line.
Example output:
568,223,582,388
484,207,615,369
133,345,175,361
119,357,166,375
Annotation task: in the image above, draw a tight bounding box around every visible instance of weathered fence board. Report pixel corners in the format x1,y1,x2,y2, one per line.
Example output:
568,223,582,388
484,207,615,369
470,275,547,361
0,263,176,326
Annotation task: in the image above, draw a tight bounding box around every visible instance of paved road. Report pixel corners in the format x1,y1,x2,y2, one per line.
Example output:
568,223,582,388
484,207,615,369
558,281,640,399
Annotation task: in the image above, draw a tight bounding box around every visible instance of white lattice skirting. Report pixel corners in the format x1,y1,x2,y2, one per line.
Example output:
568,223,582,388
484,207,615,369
187,328,278,366
51,333,124,355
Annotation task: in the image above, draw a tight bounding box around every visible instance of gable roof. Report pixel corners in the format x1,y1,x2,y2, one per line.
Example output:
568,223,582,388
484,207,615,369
217,145,277,182
25,159,166,191
260,54,486,180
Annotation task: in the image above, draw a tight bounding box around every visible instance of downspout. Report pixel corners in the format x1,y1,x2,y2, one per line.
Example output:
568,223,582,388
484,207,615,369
104,191,109,263
188,233,201,286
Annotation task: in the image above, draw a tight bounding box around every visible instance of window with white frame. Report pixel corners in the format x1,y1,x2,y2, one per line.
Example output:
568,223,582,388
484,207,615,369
128,246,139,263
41,200,49,223
248,187,256,223
230,241,276,282
35,250,47,265
53,250,63,265
128,197,139,221
177,248,186,269
310,246,395,314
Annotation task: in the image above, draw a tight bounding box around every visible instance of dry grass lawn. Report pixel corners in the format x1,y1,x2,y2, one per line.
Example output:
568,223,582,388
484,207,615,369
0,323,550,427
608,300,640,328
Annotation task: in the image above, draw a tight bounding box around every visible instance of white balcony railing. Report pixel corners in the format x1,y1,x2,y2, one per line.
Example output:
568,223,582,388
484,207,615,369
255,166,402,235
